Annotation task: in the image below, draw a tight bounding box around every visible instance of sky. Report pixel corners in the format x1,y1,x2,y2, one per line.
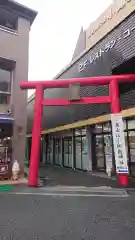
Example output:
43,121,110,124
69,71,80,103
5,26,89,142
17,0,112,95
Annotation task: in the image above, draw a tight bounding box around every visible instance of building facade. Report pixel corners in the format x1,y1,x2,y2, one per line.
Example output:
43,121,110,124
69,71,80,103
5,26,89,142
0,0,37,175
26,0,135,177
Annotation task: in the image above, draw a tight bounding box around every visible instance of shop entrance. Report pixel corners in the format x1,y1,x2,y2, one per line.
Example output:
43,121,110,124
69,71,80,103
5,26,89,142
74,128,88,171
54,138,61,166
95,134,106,171
62,137,72,168
92,122,114,173
94,134,114,172
46,136,53,164
0,122,13,178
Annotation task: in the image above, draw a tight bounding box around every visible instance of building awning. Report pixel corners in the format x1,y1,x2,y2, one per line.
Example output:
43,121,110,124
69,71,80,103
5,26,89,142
0,114,14,124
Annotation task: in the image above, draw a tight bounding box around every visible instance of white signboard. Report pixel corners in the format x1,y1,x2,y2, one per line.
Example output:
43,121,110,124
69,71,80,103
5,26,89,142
104,135,112,173
111,114,128,174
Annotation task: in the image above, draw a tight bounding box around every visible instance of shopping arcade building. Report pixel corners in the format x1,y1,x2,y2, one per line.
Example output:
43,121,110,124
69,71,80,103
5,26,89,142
26,4,135,178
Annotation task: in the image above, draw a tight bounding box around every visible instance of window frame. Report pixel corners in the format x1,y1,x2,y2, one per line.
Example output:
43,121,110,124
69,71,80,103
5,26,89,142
0,68,12,105
0,7,18,34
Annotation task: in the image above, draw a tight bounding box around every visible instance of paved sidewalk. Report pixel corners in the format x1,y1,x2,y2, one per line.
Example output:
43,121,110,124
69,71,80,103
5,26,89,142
38,165,120,188
22,164,135,189
0,178,27,185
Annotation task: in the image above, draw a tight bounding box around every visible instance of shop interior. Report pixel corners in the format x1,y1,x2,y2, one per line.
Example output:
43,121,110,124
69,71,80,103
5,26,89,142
26,117,135,178
92,118,135,177
0,123,12,172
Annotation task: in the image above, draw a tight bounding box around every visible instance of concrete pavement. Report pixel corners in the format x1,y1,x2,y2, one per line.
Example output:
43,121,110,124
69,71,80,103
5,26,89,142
38,165,135,188
0,192,135,239
8,185,129,197
38,165,119,188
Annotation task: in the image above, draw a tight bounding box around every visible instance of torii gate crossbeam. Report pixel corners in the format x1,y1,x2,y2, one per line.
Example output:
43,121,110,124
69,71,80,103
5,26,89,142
20,74,135,187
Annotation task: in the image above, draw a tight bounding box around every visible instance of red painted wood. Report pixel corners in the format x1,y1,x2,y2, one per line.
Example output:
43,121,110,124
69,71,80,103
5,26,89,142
20,74,135,89
109,79,120,113
28,84,44,187
42,96,111,106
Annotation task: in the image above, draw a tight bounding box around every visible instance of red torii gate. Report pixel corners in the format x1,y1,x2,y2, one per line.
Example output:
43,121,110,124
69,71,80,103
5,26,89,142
20,74,135,187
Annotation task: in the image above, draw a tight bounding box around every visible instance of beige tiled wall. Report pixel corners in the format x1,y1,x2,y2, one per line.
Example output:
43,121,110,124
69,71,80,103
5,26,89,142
86,0,135,50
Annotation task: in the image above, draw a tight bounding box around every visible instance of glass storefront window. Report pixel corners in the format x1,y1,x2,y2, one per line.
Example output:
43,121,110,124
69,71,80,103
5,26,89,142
128,131,135,161
124,132,129,161
103,122,111,132
64,140,69,154
128,131,135,176
82,136,87,155
74,129,89,171
104,134,113,171
93,124,103,134
127,119,135,130
75,136,82,170
75,128,86,136
82,136,88,170
123,120,127,130
95,135,105,171
81,129,86,135
75,129,82,136
63,137,72,168
54,138,61,165
46,137,53,164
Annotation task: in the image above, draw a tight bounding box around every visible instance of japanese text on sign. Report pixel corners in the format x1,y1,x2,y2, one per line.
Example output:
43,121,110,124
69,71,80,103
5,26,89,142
78,25,135,72
111,114,128,174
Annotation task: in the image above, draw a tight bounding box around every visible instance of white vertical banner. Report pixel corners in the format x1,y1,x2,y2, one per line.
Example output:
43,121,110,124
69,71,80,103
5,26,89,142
111,114,128,174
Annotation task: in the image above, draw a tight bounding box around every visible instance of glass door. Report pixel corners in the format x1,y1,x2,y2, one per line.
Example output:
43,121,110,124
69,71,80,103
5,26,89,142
104,134,113,172
95,135,106,171
75,135,89,171
63,137,72,168
82,136,89,171
46,137,53,164
54,138,61,166
75,136,82,170
68,139,72,167
128,130,135,176
40,137,44,164
46,141,51,164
